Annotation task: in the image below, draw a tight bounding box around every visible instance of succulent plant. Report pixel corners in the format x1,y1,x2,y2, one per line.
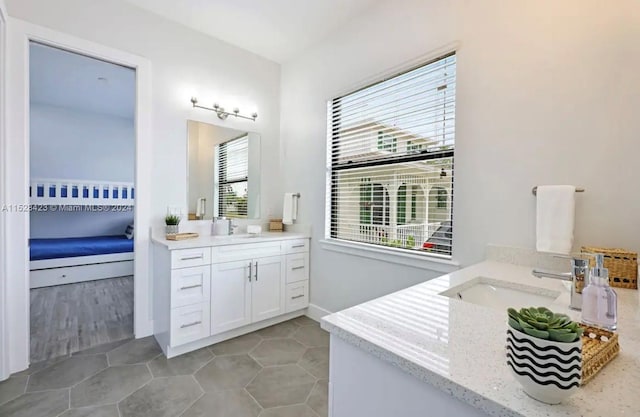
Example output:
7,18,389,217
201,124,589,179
507,307,584,343
165,214,181,226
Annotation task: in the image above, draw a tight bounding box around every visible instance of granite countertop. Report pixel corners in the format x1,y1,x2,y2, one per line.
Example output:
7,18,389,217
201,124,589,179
151,231,309,250
321,260,640,417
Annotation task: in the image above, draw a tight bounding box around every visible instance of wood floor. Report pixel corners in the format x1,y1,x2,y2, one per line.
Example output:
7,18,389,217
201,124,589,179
30,276,134,363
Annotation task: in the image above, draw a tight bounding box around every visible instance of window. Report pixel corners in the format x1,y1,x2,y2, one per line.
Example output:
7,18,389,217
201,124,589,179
327,53,456,256
377,131,397,152
215,135,249,218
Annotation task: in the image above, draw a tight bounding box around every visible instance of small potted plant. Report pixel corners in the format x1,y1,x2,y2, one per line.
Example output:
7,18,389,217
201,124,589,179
506,307,583,404
165,214,181,236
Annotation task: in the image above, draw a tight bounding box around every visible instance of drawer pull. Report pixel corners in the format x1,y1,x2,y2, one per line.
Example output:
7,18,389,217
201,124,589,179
180,284,202,290
180,320,202,329
292,244,305,248
291,294,305,300
180,255,203,261
292,266,305,270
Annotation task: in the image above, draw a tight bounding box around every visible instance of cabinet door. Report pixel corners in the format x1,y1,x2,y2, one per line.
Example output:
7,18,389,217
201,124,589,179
211,260,252,334
251,256,285,323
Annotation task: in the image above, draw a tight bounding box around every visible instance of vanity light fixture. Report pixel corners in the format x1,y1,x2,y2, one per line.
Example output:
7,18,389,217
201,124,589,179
190,97,258,121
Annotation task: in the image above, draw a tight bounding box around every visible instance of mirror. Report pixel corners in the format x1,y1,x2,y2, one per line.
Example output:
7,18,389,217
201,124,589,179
187,120,260,220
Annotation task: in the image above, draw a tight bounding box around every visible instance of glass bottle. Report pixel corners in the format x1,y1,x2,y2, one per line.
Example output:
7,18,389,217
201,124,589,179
581,254,617,330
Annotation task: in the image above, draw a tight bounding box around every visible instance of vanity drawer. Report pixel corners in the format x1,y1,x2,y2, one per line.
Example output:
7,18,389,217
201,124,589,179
285,281,309,313
171,266,211,308
171,247,211,269
170,302,211,347
286,253,309,284
211,242,282,263
284,239,308,254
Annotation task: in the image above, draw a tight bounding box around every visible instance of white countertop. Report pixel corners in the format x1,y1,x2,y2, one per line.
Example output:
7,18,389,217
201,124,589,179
151,231,309,250
321,260,640,417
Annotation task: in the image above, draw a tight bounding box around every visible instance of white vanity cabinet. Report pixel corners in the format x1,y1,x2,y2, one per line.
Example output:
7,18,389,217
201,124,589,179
152,234,310,358
210,255,285,334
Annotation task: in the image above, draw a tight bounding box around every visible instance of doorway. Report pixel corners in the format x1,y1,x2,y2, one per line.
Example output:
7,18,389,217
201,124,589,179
4,19,153,375
28,42,136,361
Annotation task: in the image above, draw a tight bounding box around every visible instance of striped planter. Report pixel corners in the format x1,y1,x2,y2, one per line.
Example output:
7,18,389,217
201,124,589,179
506,327,582,404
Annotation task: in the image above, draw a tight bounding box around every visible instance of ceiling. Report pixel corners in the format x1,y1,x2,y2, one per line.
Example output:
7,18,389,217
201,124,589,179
123,0,382,63
30,42,135,119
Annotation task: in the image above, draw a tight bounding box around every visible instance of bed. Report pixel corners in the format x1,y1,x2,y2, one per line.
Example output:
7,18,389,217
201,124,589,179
30,236,134,289
29,178,136,289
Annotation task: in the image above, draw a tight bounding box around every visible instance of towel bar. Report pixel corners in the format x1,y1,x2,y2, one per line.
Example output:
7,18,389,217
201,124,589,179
532,186,585,196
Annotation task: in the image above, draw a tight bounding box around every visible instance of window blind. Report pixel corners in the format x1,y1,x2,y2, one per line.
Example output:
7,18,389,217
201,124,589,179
216,135,249,218
327,53,456,256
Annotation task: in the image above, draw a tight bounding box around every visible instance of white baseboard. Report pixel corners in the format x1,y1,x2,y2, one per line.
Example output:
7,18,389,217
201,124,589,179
306,303,333,322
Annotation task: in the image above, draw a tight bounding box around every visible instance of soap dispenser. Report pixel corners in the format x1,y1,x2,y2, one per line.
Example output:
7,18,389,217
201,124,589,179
581,254,617,330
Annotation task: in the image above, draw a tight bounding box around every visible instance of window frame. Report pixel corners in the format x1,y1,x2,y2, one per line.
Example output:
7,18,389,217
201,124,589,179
216,135,249,219
326,51,456,259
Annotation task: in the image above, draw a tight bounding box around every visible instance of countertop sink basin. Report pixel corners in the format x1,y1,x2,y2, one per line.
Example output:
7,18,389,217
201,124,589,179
212,233,260,239
440,277,561,310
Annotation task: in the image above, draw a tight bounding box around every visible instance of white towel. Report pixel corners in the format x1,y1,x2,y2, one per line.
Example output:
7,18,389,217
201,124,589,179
283,193,298,225
196,197,206,218
536,185,576,255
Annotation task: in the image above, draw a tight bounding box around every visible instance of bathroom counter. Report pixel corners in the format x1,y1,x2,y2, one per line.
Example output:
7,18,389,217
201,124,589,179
321,260,640,417
151,231,309,250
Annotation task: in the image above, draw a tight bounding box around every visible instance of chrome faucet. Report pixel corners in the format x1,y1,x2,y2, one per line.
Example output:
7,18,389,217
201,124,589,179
532,256,589,311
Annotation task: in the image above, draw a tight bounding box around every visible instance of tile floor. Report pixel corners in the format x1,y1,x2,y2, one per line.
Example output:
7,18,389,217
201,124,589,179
0,316,329,417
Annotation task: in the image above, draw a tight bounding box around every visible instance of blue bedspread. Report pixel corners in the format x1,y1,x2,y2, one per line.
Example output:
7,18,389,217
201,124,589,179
30,235,134,261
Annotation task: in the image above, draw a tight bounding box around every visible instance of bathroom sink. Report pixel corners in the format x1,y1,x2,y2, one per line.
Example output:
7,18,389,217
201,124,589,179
212,233,260,239
440,277,560,311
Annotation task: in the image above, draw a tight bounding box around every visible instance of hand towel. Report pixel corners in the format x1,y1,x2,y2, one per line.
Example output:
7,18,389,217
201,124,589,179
283,193,298,225
196,197,206,218
536,185,576,254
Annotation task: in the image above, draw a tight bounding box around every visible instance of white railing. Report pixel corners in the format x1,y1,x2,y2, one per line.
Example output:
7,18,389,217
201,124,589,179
30,178,135,206
338,221,442,249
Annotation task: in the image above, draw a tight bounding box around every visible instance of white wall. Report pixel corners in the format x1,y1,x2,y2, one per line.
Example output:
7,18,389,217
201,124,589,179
0,0,8,382
7,0,282,227
280,0,640,313
30,210,133,239
30,103,134,182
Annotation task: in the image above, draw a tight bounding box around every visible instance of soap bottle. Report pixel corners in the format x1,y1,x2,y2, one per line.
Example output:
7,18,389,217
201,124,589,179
581,254,617,330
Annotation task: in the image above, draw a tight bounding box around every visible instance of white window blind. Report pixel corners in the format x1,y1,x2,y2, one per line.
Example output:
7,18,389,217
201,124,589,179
327,53,456,257
215,135,249,218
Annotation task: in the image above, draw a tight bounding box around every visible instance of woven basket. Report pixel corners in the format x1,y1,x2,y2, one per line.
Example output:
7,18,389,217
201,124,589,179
580,325,620,385
581,246,638,289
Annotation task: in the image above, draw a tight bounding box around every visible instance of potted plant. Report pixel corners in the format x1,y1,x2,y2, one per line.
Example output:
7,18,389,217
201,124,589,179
165,214,181,236
506,307,583,404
